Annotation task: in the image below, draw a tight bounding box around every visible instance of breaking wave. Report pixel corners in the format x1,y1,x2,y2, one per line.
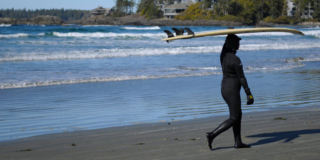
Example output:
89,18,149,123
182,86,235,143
122,26,161,30
246,63,305,71
0,72,220,89
52,32,166,38
1,42,320,62
82,25,113,27
0,33,29,38
0,24,12,27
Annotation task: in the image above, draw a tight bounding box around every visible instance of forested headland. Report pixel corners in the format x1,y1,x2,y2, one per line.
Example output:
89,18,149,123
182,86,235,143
1,0,320,25
174,0,320,25
111,0,320,25
0,8,89,21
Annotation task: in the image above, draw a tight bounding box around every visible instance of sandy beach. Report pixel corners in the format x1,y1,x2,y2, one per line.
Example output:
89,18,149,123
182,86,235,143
1,105,319,160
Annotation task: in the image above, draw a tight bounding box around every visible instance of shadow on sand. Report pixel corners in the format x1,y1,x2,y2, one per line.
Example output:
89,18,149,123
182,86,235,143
209,129,320,151
247,129,320,146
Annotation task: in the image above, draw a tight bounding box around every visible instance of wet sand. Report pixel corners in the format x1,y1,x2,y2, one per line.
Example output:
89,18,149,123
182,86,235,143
1,106,320,160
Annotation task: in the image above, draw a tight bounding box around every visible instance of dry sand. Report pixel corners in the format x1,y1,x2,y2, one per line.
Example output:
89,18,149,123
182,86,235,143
1,106,320,160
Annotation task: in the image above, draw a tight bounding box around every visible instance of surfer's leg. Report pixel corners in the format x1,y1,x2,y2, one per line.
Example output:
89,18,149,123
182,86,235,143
206,118,234,149
206,87,236,149
231,93,250,149
233,110,242,144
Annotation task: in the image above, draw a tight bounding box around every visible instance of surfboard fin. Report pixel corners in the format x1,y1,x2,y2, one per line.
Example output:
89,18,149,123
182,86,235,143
164,30,174,43
172,28,184,36
184,28,195,36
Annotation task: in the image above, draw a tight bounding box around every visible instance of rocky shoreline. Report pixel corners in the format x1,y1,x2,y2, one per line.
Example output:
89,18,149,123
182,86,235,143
66,14,243,26
0,15,63,25
1,14,320,26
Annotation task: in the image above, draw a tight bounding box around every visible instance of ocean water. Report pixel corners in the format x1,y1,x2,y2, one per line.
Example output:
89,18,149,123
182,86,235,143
0,25,320,142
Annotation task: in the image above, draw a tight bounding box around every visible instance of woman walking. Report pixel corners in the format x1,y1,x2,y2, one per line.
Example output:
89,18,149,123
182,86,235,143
206,34,254,150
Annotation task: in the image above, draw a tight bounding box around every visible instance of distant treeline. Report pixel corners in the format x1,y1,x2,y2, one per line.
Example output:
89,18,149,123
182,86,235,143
0,8,90,21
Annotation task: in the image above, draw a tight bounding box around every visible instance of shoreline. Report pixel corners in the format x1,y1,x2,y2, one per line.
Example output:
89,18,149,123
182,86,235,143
2,14,320,27
1,105,319,159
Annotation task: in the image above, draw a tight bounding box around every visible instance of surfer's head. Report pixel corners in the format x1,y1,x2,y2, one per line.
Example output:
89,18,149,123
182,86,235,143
225,34,241,51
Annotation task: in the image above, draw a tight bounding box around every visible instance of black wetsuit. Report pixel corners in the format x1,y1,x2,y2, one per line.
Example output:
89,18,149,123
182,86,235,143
219,49,249,144
206,35,252,149
207,45,250,145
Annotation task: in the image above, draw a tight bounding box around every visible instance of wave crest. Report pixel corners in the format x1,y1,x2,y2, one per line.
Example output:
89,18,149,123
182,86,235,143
122,26,161,30
52,32,166,38
0,33,29,38
1,43,320,62
0,24,12,27
0,72,219,89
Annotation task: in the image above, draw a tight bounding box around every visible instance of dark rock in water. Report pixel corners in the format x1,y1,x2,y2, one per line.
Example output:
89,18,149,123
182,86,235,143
285,57,304,63
293,57,304,62
274,117,287,120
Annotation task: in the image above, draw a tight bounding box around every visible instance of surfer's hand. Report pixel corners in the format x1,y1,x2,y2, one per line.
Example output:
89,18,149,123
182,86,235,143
245,88,254,105
247,95,254,105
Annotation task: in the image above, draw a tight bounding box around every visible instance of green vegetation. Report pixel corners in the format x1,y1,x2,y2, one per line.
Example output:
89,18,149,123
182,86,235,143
112,0,136,17
175,0,320,25
138,0,163,19
175,3,214,20
175,0,257,24
0,8,89,21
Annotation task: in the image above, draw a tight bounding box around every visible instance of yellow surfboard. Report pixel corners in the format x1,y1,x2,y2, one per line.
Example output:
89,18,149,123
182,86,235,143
161,27,304,42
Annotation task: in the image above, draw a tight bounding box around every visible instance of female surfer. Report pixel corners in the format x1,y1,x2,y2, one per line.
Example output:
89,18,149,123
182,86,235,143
206,34,254,150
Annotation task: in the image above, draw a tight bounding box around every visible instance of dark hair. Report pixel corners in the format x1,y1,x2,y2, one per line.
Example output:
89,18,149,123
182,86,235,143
225,34,241,50
220,34,241,65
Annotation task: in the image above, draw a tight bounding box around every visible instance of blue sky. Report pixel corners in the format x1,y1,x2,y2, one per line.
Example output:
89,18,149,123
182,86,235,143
0,0,116,10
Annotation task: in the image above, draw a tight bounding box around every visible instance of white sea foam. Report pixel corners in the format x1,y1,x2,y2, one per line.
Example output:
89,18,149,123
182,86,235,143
177,66,220,70
1,42,320,62
246,63,305,71
122,26,161,30
0,24,12,27
82,25,113,27
0,60,309,89
37,33,46,36
0,72,220,89
52,32,166,38
0,46,220,61
0,33,29,38
300,56,320,62
239,42,320,51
